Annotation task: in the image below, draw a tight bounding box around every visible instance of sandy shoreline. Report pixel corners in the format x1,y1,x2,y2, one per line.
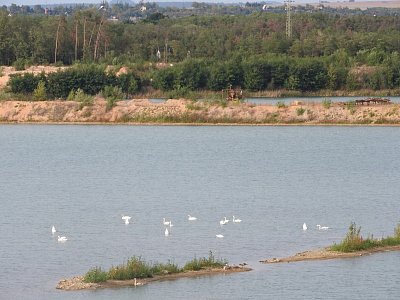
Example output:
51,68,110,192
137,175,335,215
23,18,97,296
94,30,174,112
57,266,252,291
260,245,400,264
1,98,400,125
3,121,400,127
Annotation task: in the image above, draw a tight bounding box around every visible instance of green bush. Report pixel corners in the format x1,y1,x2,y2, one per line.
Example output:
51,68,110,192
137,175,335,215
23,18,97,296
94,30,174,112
102,85,124,111
296,107,305,116
276,101,286,109
83,267,108,283
8,73,46,94
67,89,94,109
117,72,141,95
47,66,117,98
33,80,47,101
13,58,27,71
175,59,209,91
152,68,176,91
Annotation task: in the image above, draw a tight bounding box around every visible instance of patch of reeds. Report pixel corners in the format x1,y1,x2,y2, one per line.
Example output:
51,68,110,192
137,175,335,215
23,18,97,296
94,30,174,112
183,251,227,271
330,222,400,253
83,252,226,283
84,267,108,283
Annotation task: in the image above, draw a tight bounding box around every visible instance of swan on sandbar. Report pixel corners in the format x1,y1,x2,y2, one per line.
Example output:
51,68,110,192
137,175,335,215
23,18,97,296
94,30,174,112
121,215,132,224
57,235,67,242
165,227,169,236
233,216,242,223
51,226,56,234
188,215,197,221
216,234,224,238
163,218,171,226
303,223,308,231
316,224,329,230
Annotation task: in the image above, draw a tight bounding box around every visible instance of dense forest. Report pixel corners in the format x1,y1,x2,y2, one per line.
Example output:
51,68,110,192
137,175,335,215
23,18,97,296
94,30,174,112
2,5,400,93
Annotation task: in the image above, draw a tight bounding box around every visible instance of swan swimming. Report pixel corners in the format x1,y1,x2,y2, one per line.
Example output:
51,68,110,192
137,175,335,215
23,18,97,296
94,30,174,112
233,216,242,223
121,215,132,224
316,224,329,230
303,223,308,231
57,235,67,242
223,217,230,224
216,234,224,238
163,218,171,226
188,215,197,221
51,226,56,234
165,227,169,236
220,219,227,225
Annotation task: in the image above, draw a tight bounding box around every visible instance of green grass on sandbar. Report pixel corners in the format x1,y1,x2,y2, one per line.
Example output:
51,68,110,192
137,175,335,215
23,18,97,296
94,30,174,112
330,222,400,253
83,251,227,283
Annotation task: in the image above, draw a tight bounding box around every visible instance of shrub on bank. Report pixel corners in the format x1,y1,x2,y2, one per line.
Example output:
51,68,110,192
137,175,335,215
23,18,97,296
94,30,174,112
47,66,116,98
33,80,47,101
8,72,46,94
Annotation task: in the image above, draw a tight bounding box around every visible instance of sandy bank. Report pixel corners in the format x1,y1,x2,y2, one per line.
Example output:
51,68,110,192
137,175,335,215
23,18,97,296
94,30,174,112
57,266,252,291
260,245,400,264
1,98,400,125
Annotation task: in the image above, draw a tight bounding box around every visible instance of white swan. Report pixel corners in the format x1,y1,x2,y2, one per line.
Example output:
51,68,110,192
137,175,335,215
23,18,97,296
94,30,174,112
188,215,197,221
121,215,132,224
220,219,227,225
223,217,230,223
163,218,171,226
303,223,308,231
316,224,329,230
51,226,56,234
233,216,242,223
216,234,224,238
165,227,169,236
57,235,67,242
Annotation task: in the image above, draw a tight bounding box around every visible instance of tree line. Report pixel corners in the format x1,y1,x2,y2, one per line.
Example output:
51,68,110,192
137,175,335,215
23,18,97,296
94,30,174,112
2,10,400,92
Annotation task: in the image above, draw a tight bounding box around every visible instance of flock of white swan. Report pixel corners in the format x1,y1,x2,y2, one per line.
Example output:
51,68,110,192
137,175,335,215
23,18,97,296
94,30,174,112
51,214,244,242
303,223,330,231
52,219,329,243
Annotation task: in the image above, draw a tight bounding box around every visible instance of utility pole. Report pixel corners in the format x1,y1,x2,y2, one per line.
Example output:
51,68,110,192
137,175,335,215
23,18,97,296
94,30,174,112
285,0,294,39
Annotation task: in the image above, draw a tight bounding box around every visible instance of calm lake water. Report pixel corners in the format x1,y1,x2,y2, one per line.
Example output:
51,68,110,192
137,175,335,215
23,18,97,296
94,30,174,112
0,125,399,299
151,96,400,105
246,96,400,105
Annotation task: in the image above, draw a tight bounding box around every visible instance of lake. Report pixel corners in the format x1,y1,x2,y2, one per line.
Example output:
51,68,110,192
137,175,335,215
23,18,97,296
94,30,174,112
0,125,399,299
150,96,400,105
